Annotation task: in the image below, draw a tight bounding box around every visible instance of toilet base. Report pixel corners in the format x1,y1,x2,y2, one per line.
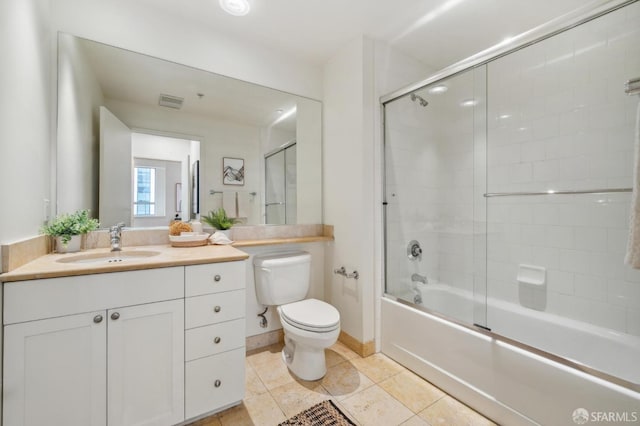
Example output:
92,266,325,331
282,335,329,381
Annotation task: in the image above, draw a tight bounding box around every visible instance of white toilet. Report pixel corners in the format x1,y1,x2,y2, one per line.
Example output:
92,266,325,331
253,251,340,381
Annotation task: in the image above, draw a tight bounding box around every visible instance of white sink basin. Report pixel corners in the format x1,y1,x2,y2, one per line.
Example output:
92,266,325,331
56,250,161,264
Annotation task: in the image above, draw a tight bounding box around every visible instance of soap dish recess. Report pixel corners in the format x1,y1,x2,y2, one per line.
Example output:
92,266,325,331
517,264,546,286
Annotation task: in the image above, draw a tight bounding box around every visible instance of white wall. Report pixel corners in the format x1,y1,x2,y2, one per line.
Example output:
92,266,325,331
52,0,322,100
323,37,371,343
0,0,53,263
56,33,104,216
296,98,323,224
323,35,433,345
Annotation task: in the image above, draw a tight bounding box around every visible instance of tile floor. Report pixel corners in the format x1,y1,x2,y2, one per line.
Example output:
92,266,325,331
188,342,496,426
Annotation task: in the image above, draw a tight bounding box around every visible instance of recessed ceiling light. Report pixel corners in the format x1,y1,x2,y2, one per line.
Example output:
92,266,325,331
460,99,477,107
428,85,448,94
219,0,250,16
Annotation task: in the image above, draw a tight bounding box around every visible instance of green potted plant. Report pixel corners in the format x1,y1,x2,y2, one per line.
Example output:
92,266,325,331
201,208,238,236
42,209,100,253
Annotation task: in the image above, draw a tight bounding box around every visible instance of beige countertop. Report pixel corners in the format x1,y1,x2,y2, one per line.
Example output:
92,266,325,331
0,244,249,282
0,235,334,283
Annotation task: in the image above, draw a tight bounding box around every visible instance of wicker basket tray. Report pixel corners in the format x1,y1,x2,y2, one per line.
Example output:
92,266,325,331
169,233,210,247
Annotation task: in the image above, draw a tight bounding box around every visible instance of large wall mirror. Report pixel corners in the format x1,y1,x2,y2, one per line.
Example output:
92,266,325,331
56,33,322,228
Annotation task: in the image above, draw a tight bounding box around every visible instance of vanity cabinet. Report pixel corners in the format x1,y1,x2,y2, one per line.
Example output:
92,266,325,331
3,268,185,426
184,261,246,420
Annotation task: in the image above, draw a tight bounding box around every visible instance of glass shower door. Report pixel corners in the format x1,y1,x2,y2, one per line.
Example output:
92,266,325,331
265,143,297,224
383,66,487,327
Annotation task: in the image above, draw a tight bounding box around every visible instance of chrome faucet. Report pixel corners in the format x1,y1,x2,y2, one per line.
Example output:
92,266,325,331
109,223,125,252
411,273,428,284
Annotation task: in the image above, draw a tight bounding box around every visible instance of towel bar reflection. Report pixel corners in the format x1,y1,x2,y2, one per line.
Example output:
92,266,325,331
209,190,257,196
334,266,359,280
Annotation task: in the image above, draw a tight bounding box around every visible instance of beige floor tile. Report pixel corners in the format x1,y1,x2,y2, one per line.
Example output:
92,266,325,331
245,360,268,398
241,392,287,425
349,352,405,383
332,399,363,426
325,347,350,368
341,385,414,426
401,415,432,426
246,343,284,368
418,396,496,426
379,370,445,413
216,402,253,426
329,341,360,361
321,360,375,401
186,414,222,426
269,379,332,418
247,345,295,390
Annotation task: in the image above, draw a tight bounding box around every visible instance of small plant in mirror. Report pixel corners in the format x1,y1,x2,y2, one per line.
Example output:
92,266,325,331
201,208,238,230
41,209,100,245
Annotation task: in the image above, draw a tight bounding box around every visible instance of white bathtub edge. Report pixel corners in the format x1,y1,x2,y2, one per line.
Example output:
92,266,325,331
381,297,640,425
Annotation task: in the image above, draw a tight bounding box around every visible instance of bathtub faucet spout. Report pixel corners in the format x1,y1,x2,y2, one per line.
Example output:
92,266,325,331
411,273,428,284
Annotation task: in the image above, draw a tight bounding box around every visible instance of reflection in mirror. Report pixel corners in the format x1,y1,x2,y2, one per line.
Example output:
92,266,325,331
56,33,322,228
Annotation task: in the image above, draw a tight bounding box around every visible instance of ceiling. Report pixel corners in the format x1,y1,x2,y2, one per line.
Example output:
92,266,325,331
80,37,300,131
78,0,601,130
134,0,594,69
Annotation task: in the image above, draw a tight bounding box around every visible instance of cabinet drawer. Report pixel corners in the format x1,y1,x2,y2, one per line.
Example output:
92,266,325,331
185,261,245,297
4,267,184,324
185,290,246,329
185,318,245,361
185,348,245,420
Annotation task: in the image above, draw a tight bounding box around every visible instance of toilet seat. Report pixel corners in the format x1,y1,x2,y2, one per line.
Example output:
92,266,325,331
279,298,340,333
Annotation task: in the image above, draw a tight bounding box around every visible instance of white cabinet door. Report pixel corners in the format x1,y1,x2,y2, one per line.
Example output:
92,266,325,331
3,311,107,426
107,299,184,426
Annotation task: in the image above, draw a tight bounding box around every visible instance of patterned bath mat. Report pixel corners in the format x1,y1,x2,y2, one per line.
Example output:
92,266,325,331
278,400,356,426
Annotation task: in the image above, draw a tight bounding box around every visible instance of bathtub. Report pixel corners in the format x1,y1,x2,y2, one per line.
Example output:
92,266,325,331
382,285,640,425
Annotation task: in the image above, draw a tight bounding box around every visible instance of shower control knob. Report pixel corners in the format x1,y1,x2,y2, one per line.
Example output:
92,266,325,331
407,240,423,260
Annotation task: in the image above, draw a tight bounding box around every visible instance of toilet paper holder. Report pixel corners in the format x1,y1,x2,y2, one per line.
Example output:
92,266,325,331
334,266,359,280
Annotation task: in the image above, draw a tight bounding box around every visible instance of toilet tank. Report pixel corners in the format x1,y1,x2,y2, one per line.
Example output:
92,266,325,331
253,251,311,305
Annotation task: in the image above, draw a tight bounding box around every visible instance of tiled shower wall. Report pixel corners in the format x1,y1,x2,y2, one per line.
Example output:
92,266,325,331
486,2,640,336
385,1,640,337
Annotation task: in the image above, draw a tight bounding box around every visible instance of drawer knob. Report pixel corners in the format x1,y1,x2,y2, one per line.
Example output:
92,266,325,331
214,274,221,282
93,314,103,324
111,312,120,320
214,379,221,388
213,306,221,313
214,336,221,344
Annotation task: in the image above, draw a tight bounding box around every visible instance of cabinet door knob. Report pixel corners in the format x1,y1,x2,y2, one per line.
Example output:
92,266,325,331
111,312,120,320
214,274,221,282
214,379,221,388
213,306,221,313
214,336,221,344
93,314,103,324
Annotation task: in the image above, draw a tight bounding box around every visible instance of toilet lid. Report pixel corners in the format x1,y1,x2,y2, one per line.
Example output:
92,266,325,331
279,299,340,332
